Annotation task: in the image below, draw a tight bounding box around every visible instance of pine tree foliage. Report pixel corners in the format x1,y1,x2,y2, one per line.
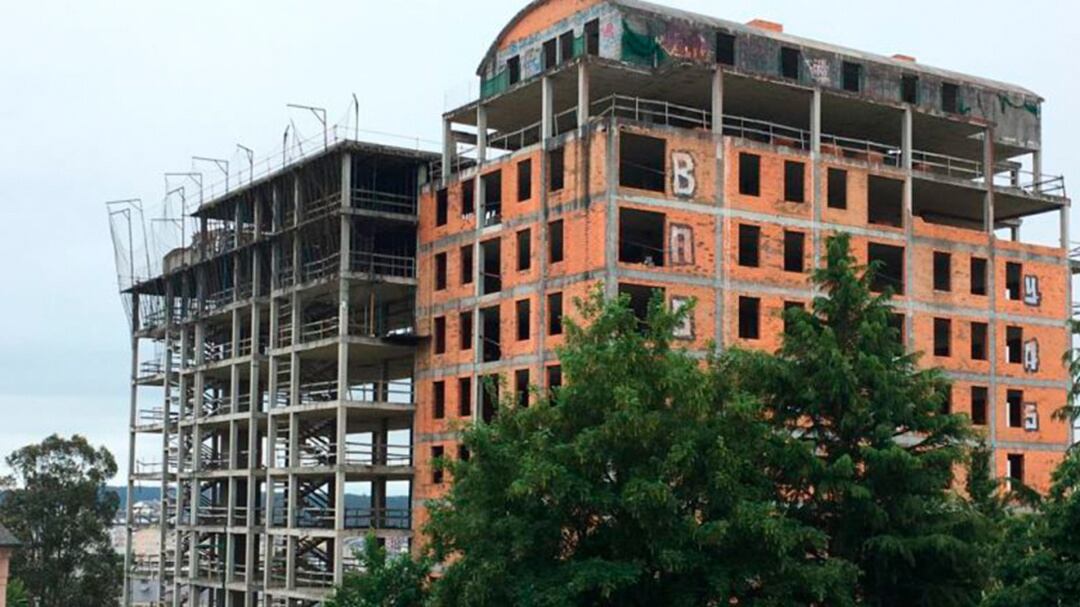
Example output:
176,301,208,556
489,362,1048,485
425,287,855,606
983,449,1080,607
719,233,989,607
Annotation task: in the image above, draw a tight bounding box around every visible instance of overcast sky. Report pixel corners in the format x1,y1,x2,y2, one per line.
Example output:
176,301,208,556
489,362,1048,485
0,1,1075,483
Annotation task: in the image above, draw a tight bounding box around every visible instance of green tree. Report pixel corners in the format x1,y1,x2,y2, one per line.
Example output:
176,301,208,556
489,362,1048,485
6,578,30,607
983,449,1080,607
424,288,856,606
325,534,431,607
0,435,122,607
721,233,990,606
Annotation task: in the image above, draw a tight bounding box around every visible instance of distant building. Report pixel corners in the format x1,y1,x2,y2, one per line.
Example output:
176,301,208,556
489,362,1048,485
0,523,20,607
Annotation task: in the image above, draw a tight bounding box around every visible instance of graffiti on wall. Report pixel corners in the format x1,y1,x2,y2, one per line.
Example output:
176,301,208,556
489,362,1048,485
1023,338,1040,373
659,22,710,62
671,296,694,339
669,223,695,267
806,58,830,85
671,151,696,197
1024,275,1042,307
1024,402,1039,431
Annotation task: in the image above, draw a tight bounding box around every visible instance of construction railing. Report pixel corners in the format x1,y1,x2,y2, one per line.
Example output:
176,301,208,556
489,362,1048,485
344,441,413,467
344,380,414,404
344,506,411,530
352,187,417,216
301,253,340,284
348,251,416,279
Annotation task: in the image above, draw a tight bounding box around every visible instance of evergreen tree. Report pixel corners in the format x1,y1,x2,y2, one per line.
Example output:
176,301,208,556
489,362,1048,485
983,449,1080,606
424,288,855,606
721,233,989,606
0,435,122,607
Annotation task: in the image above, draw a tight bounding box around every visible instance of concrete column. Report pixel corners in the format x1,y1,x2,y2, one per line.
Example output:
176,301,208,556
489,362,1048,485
1033,149,1042,193
809,89,822,268
332,405,347,586
711,68,723,135
1061,203,1071,251
542,76,555,140
577,63,590,128
984,128,995,233
442,118,455,184
476,105,488,164
122,296,139,607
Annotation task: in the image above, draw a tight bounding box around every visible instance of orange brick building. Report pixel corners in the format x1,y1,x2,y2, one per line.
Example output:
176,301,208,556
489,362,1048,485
112,2,1074,604
415,0,1073,526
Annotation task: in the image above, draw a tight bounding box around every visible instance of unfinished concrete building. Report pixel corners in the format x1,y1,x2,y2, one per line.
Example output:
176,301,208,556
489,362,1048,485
113,1,1074,605
112,139,435,607
416,0,1073,524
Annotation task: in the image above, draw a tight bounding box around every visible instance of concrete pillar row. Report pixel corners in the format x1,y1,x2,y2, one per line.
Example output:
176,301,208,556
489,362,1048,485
577,63,590,128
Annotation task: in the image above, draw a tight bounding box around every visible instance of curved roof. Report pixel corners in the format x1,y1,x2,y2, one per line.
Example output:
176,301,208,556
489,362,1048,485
479,0,1039,99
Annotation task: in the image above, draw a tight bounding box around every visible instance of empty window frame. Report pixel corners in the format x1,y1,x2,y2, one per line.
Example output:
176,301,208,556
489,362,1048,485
784,160,805,202
1007,453,1024,487
435,252,447,291
543,39,558,70
780,47,800,80
842,61,862,92
970,257,988,296
458,377,472,417
481,238,501,295
1006,326,1023,364
517,158,532,201
738,224,761,268
739,152,761,196
784,230,805,273
827,167,848,209
933,318,951,357
459,445,471,462
933,252,952,292
971,322,989,361
738,296,761,340
547,364,562,390
942,385,953,414
549,219,564,263
433,381,446,420
620,283,661,326
431,446,445,484
548,292,563,335
515,369,530,408
585,19,600,56
716,31,735,66
868,175,903,227
480,306,501,362
460,244,474,285
516,299,530,341
901,74,919,104
783,301,805,335
888,313,906,345
619,208,665,266
620,132,666,192
559,31,574,64
549,147,565,191
433,316,447,354
507,55,521,85
1007,389,1024,428
942,82,960,114
459,311,473,351
436,188,448,226
868,243,905,294
1005,262,1022,301
480,374,499,423
970,386,988,425
462,179,475,215
482,170,502,227
517,229,532,271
